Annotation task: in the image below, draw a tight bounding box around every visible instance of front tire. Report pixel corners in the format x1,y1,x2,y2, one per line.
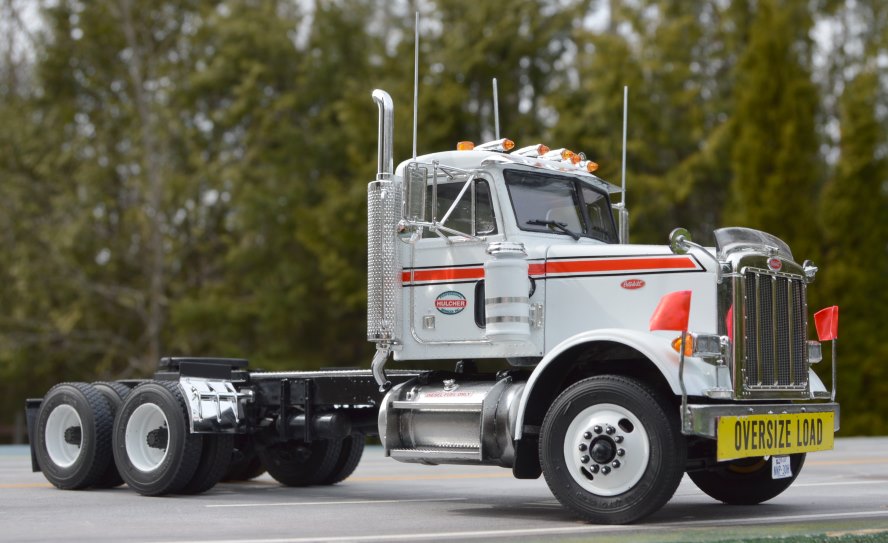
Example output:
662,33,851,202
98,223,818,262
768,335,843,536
689,453,805,505
112,381,203,496
540,376,685,524
35,383,115,490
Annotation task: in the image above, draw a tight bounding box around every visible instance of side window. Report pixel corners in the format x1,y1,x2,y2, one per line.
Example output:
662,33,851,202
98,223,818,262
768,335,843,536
423,179,497,238
581,186,616,243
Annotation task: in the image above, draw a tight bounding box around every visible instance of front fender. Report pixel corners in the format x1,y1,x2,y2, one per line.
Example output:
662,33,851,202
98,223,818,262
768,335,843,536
513,328,717,440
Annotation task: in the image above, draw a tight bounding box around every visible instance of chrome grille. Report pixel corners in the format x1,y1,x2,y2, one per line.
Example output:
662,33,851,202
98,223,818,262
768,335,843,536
742,268,807,390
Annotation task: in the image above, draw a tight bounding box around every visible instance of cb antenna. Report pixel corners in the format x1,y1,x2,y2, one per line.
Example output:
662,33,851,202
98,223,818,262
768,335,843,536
412,12,419,161
492,78,500,140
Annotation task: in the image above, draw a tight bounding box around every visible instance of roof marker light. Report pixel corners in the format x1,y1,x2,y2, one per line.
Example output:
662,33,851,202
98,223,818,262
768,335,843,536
457,141,475,151
512,144,550,157
584,160,599,173
476,138,515,152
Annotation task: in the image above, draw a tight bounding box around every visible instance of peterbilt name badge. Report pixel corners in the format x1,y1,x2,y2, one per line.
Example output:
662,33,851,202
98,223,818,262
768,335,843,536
435,291,467,315
768,258,782,272
621,279,646,290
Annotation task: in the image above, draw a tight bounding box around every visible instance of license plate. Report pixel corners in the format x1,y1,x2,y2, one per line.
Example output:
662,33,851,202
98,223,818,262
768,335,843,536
716,412,834,461
772,455,792,479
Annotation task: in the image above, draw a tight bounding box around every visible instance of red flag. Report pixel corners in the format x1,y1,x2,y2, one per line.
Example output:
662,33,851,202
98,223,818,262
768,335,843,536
814,305,839,341
649,290,692,332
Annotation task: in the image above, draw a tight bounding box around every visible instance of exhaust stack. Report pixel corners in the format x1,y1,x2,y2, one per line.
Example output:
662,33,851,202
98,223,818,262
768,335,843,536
373,89,394,179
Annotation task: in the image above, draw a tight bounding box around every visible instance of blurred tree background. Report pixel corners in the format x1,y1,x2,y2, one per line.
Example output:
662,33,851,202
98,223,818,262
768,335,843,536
0,0,885,439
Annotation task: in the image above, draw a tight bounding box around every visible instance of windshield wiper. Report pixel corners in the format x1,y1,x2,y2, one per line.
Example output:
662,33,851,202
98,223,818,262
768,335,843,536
526,219,580,241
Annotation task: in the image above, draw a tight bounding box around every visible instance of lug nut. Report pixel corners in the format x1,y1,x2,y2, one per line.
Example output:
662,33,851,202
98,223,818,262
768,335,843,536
614,435,624,443
601,466,611,475
612,460,621,469
578,443,588,452
593,425,602,434
605,425,615,435
580,455,590,464
589,464,600,474
617,448,625,457
583,431,592,439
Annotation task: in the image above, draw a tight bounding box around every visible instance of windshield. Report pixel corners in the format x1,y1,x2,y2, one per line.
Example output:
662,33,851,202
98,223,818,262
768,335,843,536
504,169,617,243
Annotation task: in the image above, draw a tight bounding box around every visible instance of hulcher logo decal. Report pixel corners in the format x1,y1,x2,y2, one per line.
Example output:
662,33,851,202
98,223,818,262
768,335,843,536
435,291,467,315
768,258,783,272
621,279,646,290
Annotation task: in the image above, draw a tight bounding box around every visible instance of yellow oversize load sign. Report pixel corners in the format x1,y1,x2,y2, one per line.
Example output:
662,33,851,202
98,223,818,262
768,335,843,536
717,412,834,461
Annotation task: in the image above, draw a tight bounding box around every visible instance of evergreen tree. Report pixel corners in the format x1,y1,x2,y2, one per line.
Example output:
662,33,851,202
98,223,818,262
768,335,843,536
726,0,822,257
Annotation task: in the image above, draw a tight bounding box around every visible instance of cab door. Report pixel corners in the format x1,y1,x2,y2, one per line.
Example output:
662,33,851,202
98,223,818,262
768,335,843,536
405,176,501,345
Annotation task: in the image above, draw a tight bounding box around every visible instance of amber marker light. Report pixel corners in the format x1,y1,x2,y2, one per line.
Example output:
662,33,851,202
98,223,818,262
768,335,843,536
457,141,475,151
502,138,515,151
585,161,599,173
672,335,695,357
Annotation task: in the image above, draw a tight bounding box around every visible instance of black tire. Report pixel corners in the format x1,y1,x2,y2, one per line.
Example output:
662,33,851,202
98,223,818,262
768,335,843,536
689,453,806,505
223,435,266,482
34,382,115,490
112,381,203,496
257,439,343,487
319,433,365,485
180,434,234,495
540,375,686,524
91,381,131,488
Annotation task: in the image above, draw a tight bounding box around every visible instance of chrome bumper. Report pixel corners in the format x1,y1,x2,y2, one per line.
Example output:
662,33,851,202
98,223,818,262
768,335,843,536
684,402,840,438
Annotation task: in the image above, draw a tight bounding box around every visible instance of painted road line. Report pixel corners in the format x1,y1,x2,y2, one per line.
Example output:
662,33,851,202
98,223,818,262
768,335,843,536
154,510,888,543
205,497,466,508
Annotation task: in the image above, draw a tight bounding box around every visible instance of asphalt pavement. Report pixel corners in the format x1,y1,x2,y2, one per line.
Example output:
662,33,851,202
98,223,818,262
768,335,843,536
0,438,886,543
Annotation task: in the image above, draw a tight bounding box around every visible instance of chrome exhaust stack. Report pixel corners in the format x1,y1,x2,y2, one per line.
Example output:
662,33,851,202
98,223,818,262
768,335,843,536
372,89,394,180
368,89,400,391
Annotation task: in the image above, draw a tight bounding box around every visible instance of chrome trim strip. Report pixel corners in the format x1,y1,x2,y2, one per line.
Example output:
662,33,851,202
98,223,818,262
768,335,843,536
485,296,529,305
486,316,530,324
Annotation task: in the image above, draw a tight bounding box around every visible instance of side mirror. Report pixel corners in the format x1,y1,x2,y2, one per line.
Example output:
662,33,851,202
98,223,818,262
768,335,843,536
669,227,691,255
404,163,427,223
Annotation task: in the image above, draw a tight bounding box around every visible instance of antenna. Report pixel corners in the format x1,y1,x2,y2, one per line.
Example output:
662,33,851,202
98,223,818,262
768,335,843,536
621,85,628,207
492,78,500,140
412,12,419,161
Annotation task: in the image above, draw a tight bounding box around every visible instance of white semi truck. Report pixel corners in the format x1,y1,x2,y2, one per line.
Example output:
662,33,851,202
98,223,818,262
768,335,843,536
25,88,839,524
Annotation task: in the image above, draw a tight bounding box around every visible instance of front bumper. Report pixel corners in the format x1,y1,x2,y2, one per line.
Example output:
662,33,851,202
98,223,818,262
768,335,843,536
685,402,840,438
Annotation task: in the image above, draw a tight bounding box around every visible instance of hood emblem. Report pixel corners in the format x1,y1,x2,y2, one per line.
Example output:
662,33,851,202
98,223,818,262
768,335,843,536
768,258,782,272
621,279,646,290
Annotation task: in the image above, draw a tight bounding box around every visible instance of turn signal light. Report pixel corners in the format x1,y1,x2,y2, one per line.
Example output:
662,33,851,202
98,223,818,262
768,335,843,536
457,141,475,151
671,335,694,357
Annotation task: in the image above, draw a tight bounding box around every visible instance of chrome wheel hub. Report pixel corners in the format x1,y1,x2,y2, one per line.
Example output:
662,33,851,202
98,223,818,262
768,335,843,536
563,402,650,496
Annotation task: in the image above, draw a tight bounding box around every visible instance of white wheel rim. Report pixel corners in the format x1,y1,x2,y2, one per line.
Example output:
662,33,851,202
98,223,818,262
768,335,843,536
563,402,650,496
125,403,170,472
45,404,83,468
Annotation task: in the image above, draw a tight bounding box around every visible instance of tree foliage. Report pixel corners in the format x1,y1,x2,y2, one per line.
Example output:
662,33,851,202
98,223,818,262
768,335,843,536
0,0,885,437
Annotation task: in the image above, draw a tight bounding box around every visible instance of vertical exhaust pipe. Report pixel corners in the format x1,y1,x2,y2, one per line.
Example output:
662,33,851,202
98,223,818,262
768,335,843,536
372,89,394,180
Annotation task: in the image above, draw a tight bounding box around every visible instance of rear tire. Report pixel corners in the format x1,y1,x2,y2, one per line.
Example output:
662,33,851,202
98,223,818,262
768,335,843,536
223,435,266,482
319,433,364,485
539,375,686,524
688,453,806,505
112,381,203,496
35,383,115,490
257,439,343,487
180,434,234,494
91,382,131,488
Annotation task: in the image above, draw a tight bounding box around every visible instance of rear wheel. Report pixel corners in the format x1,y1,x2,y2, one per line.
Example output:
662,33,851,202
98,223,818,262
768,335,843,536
180,434,234,494
257,439,343,487
688,453,806,505
91,381,131,488
35,383,115,490
540,376,686,524
112,381,203,496
319,433,364,485
223,435,266,482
